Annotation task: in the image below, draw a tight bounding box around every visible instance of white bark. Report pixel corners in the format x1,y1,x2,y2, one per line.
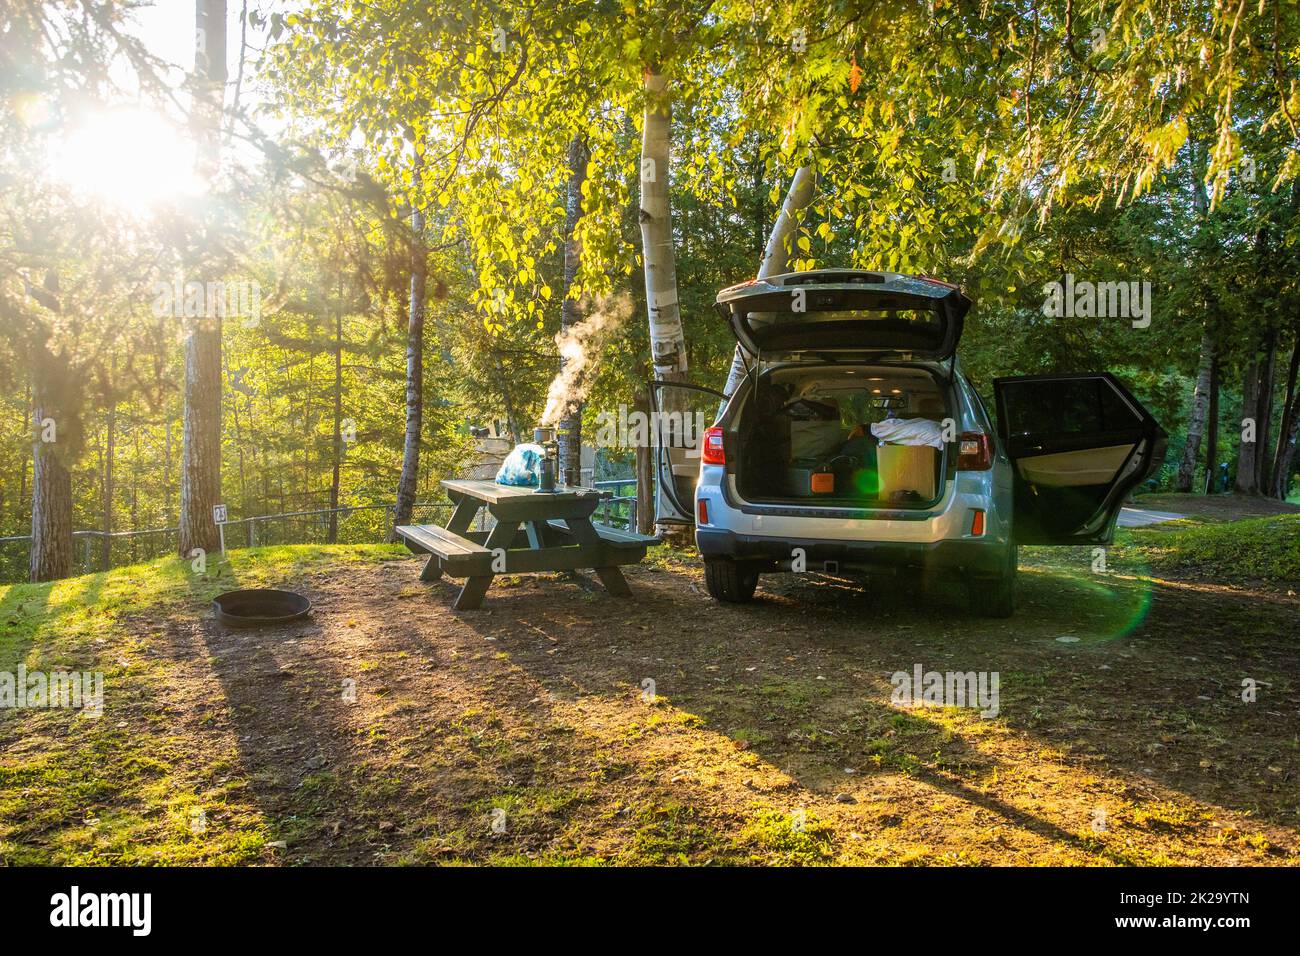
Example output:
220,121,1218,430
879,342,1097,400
720,165,816,403
639,70,687,391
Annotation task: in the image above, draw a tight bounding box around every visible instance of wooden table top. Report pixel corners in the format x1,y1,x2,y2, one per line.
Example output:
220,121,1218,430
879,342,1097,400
441,478,610,505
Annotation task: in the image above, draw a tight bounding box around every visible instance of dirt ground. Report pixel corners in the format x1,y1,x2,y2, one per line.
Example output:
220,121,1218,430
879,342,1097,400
60,535,1292,866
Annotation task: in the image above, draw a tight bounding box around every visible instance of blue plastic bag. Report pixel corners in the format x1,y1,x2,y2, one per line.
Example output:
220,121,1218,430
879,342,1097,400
495,443,544,486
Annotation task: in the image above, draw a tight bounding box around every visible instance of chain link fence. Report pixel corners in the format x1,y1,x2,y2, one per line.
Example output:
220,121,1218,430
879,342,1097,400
0,482,641,585
0,501,454,584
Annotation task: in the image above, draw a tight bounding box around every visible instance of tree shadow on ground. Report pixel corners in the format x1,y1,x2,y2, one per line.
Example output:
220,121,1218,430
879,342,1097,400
441,556,1298,862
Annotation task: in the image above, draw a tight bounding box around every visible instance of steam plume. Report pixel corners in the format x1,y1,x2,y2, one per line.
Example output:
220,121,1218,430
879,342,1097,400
540,294,633,426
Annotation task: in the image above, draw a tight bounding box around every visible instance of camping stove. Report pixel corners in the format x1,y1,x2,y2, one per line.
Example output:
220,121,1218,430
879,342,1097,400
533,426,558,492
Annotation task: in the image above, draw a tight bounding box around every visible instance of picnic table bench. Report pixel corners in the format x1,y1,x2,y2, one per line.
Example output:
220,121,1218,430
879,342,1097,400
395,478,659,610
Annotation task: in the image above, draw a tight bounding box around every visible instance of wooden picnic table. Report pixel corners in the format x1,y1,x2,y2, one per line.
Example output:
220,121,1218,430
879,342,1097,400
395,478,658,610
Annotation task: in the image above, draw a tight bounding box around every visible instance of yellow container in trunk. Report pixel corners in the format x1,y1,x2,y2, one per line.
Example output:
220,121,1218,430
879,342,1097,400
877,444,938,499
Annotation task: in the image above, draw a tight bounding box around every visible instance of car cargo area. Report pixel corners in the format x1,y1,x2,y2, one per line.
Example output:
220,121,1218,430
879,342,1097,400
735,365,951,509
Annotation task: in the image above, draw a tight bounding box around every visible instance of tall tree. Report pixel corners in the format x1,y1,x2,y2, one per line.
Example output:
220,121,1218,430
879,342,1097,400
327,268,344,543
639,69,689,399
1176,144,1217,493
28,343,75,580
721,164,816,404
390,199,426,536
558,135,589,486
178,0,227,558
1271,322,1300,498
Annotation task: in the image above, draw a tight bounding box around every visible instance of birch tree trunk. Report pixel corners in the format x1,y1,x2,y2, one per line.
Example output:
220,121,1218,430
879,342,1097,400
559,135,589,486
390,203,426,537
1175,330,1214,492
720,165,815,404
639,70,688,402
178,0,227,558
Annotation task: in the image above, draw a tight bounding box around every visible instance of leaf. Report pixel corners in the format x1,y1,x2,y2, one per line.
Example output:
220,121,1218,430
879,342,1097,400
848,57,863,94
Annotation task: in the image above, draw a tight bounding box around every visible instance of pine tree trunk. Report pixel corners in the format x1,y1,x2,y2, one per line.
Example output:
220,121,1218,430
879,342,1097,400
390,204,426,537
178,317,223,555
163,420,173,527
29,370,73,582
1175,330,1215,492
1270,326,1300,498
1236,353,1263,494
328,298,343,543
721,165,816,404
101,400,116,569
492,351,521,443
634,391,653,535
559,135,589,486
1273,408,1300,500
178,0,227,558
1255,328,1278,485
1204,359,1220,494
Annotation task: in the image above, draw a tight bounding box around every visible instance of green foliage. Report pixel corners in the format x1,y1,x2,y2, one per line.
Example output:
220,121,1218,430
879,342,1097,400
4,0,1300,570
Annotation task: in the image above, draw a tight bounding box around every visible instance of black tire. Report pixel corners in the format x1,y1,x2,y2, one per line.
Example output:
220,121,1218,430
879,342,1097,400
704,558,760,603
969,543,1017,618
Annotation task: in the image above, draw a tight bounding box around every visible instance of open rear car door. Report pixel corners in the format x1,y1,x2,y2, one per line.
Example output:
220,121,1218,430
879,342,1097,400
648,381,727,525
993,373,1167,545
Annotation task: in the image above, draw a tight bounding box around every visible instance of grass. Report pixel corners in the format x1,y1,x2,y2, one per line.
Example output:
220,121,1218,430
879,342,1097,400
1126,513,1300,583
0,544,403,865
1,522,1297,866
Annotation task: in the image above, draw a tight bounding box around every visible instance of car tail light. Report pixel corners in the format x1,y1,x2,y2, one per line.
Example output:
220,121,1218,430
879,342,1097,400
810,472,835,494
970,509,985,536
697,498,709,525
701,426,726,465
957,431,992,470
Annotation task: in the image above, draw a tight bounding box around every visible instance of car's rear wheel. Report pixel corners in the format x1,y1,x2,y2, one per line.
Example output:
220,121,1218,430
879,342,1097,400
969,543,1017,618
704,558,760,603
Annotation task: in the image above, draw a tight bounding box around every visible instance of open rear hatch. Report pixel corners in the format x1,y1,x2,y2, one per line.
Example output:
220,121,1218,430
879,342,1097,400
715,270,970,363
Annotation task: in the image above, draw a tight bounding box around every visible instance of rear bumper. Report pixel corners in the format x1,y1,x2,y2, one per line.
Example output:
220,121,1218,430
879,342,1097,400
695,528,1006,576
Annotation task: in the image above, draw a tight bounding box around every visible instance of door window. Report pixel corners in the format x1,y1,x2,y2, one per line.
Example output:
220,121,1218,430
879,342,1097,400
1001,376,1142,437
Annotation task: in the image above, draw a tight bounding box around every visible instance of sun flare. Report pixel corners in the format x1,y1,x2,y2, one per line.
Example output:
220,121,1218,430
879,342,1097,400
48,108,201,207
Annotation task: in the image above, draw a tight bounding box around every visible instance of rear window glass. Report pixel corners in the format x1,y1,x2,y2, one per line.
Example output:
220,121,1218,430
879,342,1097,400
735,303,947,354
743,308,940,331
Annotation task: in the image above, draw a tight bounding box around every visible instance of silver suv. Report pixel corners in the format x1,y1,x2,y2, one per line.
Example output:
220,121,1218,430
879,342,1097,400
651,269,1167,617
